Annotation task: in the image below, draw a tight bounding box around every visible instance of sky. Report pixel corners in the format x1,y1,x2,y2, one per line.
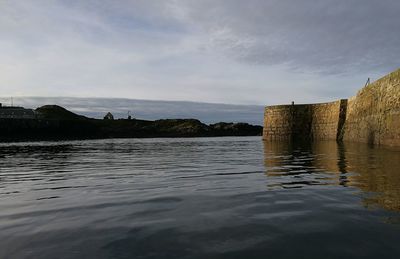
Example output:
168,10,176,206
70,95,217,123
1,0,400,106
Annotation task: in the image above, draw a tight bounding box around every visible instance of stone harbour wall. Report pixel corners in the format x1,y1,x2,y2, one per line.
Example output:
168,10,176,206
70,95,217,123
343,69,400,146
263,100,346,141
263,68,400,147
310,99,347,141
263,105,295,141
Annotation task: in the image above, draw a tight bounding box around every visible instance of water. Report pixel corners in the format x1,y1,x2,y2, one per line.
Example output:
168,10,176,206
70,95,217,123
1,137,400,259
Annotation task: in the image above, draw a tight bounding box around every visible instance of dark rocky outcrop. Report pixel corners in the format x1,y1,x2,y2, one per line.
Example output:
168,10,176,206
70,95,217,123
210,122,263,136
35,105,88,120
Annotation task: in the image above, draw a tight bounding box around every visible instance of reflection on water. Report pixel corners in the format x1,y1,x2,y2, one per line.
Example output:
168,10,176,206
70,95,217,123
1,137,400,259
264,141,400,212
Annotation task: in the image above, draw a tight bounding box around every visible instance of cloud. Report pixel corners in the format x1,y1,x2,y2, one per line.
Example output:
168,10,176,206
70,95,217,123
0,0,398,105
174,0,400,74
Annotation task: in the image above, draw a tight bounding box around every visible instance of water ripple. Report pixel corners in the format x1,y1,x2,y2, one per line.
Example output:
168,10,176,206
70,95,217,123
1,137,400,258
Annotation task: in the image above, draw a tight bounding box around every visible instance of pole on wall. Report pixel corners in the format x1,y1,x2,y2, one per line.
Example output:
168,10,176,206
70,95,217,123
365,78,370,88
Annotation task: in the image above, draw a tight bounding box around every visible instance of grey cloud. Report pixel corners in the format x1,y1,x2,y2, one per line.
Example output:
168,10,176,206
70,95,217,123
176,0,400,74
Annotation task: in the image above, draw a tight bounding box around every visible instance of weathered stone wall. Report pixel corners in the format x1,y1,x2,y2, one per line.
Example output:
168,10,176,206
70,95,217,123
343,69,400,146
263,100,347,141
311,100,347,140
263,105,296,141
263,68,400,147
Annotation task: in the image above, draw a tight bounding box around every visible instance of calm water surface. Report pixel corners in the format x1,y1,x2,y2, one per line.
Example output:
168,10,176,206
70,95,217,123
1,137,400,259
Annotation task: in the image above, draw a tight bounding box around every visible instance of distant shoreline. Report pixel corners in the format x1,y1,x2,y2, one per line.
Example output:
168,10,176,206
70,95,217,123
0,96,264,126
0,105,263,142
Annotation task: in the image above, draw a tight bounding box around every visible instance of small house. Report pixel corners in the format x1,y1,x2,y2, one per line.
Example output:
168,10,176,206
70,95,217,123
104,112,114,120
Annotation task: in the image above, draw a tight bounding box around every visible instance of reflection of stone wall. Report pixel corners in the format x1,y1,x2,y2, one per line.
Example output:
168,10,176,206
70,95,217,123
263,100,347,141
342,142,400,212
263,140,400,211
311,141,344,174
263,141,295,170
343,69,400,146
263,68,400,147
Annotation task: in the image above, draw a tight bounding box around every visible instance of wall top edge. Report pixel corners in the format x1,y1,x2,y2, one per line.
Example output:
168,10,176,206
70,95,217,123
265,99,347,109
